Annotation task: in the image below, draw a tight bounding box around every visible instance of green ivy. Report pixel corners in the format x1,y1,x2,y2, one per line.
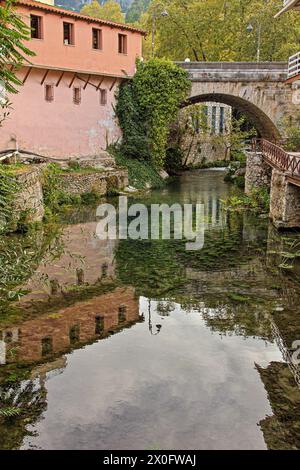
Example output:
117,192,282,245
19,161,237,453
116,58,190,168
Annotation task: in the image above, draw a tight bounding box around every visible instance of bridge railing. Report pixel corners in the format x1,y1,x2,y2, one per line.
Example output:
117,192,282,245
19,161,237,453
288,51,300,79
253,138,300,177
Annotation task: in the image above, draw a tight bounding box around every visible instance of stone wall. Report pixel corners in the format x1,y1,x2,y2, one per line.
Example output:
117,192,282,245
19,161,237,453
245,151,272,194
56,168,128,196
11,166,45,228
182,138,229,166
270,170,300,228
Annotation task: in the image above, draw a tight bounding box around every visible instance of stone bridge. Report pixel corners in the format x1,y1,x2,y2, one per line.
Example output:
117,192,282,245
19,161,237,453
177,61,298,140
177,61,300,228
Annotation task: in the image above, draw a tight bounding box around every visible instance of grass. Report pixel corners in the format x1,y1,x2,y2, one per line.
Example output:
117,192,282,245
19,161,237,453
0,163,28,175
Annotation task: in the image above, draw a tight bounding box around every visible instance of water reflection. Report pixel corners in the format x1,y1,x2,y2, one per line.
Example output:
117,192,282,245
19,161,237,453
0,170,299,450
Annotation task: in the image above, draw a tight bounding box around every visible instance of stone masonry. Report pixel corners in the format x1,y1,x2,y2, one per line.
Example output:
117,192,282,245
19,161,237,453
269,170,300,228
245,151,272,194
11,165,45,228
56,168,128,196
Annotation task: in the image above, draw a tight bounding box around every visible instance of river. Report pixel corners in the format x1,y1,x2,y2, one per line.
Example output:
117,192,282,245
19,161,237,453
0,170,299,450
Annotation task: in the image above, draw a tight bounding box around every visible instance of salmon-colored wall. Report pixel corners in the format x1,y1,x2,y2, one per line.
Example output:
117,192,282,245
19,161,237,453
18,3,143,77
0,1,144,158
0,68,121,157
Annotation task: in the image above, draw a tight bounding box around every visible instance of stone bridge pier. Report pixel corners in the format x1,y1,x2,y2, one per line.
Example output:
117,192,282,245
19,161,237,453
245,148,300,229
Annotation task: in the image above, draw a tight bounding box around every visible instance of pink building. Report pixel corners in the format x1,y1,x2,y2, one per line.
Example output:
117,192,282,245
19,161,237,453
0,0,145,158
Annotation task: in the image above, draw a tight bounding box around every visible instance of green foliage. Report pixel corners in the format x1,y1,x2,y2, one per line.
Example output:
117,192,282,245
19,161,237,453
0,0,35,94
280,114,300,152
126,0,150,23
221,187,270,213
0,408,23,418
116,58,190,168
164,146,184,174
0,98,12,128
81,0,125,23
141,0,300,61
42,164,106,210
42,164,67,210
0,223,64,306
0,165,20,234
212,115,257,159
81,190,101,204
113,146,165,189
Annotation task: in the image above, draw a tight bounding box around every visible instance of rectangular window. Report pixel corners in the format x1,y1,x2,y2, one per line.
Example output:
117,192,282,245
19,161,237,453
31,15,42,39
45,84,54,102
63,22,74,45
118,34,127,54
95,316,104,335
41,337,53,357
219,107,225,134
100,89,107,106
92,28,102,50
73,87,81,105
211,106,217,134
69,324,80,344
118,305,127,324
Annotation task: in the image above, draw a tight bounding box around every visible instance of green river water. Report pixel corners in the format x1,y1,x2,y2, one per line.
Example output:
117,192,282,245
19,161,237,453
0,170,299,450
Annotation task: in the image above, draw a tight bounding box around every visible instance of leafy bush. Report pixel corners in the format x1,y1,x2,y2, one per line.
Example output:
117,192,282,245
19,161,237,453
165,147,184,174
113,146,165,189
0,165,20,234
116,58,190,168
221,187,270,213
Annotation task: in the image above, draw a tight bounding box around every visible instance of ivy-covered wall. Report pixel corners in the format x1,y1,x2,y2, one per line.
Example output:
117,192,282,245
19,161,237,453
115,58,191,169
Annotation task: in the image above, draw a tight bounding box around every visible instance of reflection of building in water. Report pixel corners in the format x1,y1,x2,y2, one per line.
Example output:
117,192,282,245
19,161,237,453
0,287,139,365
21,221,117,303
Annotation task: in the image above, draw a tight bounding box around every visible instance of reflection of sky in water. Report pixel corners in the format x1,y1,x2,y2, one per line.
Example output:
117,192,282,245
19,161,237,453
0,170,299,450
21,298,282,450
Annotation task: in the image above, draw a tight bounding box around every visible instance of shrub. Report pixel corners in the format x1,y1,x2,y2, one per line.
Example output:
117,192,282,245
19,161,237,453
116,58,190,169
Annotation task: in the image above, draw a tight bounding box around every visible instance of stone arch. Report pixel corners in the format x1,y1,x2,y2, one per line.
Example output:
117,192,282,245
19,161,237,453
184,93,281,140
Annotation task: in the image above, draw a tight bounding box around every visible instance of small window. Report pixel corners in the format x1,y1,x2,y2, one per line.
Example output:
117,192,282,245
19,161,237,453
45,84,54,102
95,316,104,335
118,305,127,324
41,337,53,357
31,15,42,39
101,262,108,278
100,89,107,106
69,324,80,344
211,106,217,134
118,34,127,54
63,22,74,45
219,107,225,134
92,28,102,50
73,87,81,105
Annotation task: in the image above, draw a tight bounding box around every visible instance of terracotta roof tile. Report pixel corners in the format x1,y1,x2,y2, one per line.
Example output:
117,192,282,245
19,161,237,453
13,0,146,35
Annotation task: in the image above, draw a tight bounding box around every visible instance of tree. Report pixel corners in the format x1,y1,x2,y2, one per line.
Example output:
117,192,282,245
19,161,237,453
126,0,150,23
0,0,34,94
141,0,300,61
81,0,125,23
